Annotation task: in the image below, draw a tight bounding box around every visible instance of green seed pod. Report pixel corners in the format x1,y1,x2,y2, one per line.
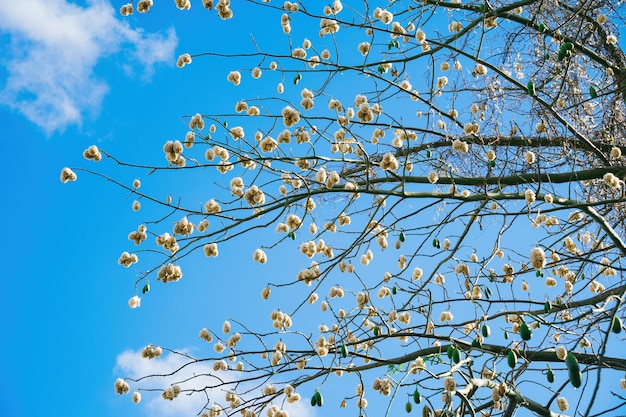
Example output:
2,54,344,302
527,80,535,95
547,366,555,383
341,344,348,358
612,316,623,334
310,391,320,406
482,324,491,338
519,322,532,341
432,238,440,249
446,345,454,359
142,283,150,294
392,286,397,295
565,353,582,388
471,338,482,348
452,348,461,364
373,326,380,337
590,86,598,98
399,231,405,242
544,301,551,313
504,331,509,340
413,388,421,404
507,350,517,369
317,391,323,407
405,401,413,413
538,23,546,32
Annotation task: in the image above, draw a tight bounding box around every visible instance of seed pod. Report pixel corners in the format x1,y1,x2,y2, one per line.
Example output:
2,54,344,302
507,350,517,369
527,80,535,95
482,323,491,338
565,353,582,388
544,301,551,313
316,391,323,406
399,231,405,242
413,388,421,404
341,344,348,358
373,326,380,337
310,391,320,406
422,405,432,417
589,86,597,98
405,401,413,413
446,345,454,359
612,316,623,334
519,322,532,341
451,347,461,364
547,366,555,383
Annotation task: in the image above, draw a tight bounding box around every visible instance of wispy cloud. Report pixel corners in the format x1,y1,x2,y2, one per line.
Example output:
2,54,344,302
0,0,178,135
115,348,317,417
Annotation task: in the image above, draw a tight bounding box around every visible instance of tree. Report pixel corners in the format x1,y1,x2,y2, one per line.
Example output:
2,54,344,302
65,0,626,416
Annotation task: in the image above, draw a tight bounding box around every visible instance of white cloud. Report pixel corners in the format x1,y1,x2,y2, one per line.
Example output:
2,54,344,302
0,0,178,134
115,347,213,416
115,347,317,417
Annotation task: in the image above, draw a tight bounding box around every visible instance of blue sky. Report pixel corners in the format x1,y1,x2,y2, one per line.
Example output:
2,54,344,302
1,1,625,417
0,2,336,416
0,1,219,416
